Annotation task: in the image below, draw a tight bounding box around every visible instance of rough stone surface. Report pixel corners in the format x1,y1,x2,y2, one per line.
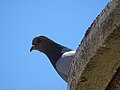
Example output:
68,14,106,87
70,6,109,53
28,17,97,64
105,67,120,90
68,0,120,90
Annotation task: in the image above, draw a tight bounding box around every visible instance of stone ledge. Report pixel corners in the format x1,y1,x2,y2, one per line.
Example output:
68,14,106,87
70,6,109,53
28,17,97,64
68,0,120,90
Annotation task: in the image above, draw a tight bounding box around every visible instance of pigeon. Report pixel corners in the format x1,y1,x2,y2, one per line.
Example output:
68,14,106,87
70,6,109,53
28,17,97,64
30,35,75,82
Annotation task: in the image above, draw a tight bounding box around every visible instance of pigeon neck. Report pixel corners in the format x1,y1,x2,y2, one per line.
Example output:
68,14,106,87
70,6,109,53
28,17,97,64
43,44,64,68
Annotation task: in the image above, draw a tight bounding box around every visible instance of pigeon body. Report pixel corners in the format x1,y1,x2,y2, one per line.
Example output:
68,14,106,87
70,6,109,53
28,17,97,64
30,36,75,82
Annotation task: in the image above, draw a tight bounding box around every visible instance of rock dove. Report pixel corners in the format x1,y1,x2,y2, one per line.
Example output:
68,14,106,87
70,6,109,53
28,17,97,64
30,35,75,82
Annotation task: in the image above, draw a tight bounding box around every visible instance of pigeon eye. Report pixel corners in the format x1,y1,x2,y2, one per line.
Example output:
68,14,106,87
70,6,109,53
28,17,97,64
32,38,41,45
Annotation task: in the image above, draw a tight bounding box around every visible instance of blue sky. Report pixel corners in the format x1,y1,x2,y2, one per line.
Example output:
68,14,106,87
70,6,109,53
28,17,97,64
0,0,109,90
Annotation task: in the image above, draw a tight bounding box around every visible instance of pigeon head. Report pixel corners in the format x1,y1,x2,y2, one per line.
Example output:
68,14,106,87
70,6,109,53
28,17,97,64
30,35,65,53
30,36,51,53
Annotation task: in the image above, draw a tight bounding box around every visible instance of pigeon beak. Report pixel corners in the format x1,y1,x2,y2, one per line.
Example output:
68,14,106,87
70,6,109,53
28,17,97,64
30,45,36,52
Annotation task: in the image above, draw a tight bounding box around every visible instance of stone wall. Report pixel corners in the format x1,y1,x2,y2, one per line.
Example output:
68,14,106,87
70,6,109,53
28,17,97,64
68,0,120,90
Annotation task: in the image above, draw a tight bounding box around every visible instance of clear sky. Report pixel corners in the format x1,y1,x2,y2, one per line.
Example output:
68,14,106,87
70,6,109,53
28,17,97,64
0,0,109,90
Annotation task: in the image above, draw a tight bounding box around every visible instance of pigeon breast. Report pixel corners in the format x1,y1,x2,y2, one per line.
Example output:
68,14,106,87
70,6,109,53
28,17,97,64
56,51,75,81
